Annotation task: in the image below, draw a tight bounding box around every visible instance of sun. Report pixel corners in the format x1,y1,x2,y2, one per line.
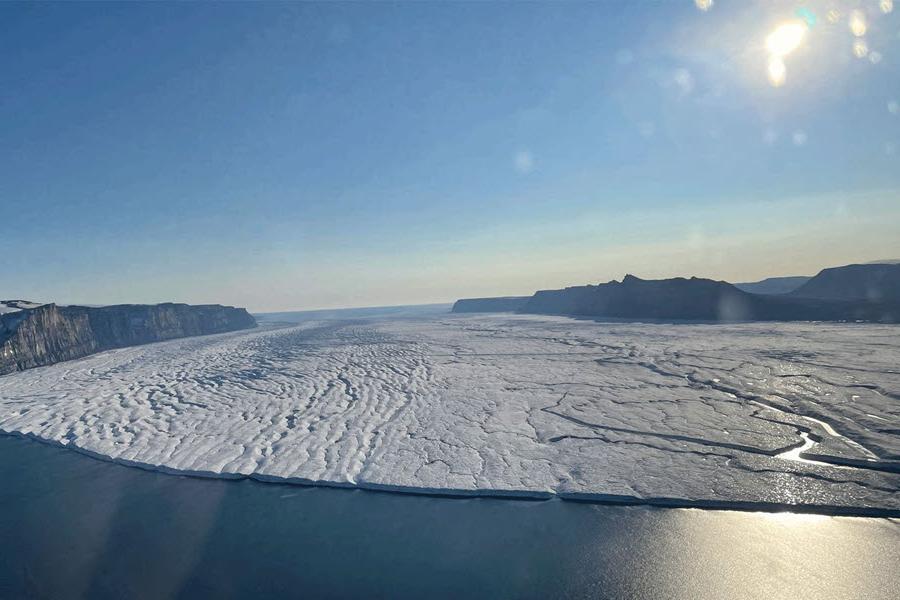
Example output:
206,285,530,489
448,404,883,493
766,20,807,57
764,19,808,87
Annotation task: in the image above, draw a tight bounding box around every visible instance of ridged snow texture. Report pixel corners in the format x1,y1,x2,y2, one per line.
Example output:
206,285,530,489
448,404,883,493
1,315,898,514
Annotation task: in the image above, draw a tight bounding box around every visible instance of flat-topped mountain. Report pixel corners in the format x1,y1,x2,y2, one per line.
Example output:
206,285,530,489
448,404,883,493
452,263,900,323
522,274,900,322
790,263,900,302
522,275,757,320
0,302,256,375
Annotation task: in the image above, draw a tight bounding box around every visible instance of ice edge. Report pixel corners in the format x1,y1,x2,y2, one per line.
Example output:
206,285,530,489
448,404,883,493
4,428,898,519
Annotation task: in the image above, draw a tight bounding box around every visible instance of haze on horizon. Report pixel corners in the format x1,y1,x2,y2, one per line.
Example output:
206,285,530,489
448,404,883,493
2,1,899,313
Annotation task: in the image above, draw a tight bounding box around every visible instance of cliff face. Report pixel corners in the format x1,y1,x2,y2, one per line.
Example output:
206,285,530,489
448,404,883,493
451,296,530,313
0,303,256,375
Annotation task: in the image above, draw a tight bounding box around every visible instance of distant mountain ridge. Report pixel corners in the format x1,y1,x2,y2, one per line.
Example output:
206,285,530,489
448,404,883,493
734,276,810,295
452,263,900,323
1,302,257,375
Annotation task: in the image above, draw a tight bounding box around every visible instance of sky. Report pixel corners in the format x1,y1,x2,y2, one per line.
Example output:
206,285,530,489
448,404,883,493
1,1,899,312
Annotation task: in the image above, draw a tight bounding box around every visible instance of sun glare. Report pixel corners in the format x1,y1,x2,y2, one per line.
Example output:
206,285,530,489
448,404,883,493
766,21,807,57
764,20,807,87
760,3,894,88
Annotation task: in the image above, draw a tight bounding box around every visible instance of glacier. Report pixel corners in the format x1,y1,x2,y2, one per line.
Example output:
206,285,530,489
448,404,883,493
0,313,898,515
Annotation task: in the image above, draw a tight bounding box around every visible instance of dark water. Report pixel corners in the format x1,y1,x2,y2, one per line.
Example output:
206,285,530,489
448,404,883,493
0,436,898,600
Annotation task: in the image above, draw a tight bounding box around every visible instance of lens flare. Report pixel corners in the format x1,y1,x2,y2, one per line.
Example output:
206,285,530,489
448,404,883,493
853,38,869,58
880,0,893,14
795,7,816,27
767,56,787,87
849,10,867,36
766,21,807,57
694,0,714,12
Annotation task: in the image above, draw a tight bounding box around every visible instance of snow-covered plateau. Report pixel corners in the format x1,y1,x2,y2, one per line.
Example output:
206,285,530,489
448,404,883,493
0,300,45,315
1,313,898,515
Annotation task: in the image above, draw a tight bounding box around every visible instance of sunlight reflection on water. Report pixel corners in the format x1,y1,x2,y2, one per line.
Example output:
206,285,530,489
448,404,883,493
1,435,898,599
630,506,900,600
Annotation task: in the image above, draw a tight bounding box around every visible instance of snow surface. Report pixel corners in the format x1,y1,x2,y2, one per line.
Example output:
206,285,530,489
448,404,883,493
0,300,45,315
1,314,898,514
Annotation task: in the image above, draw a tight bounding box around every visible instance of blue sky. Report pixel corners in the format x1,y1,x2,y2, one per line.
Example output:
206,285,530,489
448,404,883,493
2,1,899,311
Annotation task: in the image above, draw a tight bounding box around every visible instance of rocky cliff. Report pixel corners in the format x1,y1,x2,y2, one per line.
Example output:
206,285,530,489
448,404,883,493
0,302,257,375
